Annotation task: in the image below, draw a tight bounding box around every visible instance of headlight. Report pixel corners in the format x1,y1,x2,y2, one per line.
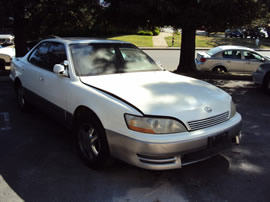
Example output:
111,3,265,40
230,100,236,118
124,114,187,134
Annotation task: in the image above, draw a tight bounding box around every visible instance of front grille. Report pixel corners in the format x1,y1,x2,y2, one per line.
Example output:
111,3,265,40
188,111,229,131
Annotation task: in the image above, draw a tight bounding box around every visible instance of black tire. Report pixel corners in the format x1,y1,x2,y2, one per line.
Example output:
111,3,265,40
76,112,111,169
16,84,29,112
213,66,227,73
263,74,270,94
0,59,5,71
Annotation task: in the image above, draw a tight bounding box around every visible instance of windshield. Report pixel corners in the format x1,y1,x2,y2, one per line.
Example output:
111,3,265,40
207,47,222,56
70,43,161,76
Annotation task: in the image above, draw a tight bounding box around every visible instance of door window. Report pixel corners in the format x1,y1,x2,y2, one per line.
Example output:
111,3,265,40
243,51,264,61
28,42,50,69
222,50,241,59
47,43,67,71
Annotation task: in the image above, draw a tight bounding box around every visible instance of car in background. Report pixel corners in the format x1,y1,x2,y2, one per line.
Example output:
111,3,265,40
225,29,244,38
247,27,267,39
10,38,241,170
253,63,270,94
195,45,269,73
0,46,15,71
0,34,14,46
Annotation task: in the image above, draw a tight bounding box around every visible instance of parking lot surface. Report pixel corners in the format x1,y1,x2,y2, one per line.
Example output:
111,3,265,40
0,77,270,202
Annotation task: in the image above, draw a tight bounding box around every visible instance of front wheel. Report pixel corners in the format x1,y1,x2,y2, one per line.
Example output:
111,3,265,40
16,84,28,112
76,113,111,169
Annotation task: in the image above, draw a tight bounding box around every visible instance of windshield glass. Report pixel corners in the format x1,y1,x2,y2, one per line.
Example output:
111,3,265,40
207,47,222,56
70,43,161,76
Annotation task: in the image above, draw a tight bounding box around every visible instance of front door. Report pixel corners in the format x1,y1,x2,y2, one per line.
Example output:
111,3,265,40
242,50,264,72
37,42,69,121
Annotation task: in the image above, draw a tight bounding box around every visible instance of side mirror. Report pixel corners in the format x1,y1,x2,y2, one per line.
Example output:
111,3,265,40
53,64,68,77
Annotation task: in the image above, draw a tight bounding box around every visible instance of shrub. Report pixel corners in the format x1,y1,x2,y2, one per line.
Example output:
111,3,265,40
153,27,160,36
137,30,153,36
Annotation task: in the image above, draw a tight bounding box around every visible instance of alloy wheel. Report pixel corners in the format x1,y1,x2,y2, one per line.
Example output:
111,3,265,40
17,86,25,109
78,123,101,160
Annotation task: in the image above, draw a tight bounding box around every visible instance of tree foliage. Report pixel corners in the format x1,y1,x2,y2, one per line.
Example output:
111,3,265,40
105,0,263,72
0,0,101,56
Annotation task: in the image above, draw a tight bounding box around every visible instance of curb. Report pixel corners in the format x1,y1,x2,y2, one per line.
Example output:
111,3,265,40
140,47,209,51
140,47,270,51
176,72,253,81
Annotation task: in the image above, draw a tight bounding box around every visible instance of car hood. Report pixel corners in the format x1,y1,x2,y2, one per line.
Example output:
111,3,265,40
80,71,231,123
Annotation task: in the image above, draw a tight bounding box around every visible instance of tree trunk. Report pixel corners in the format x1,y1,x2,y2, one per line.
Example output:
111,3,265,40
176,25,196,73
13,0,27,57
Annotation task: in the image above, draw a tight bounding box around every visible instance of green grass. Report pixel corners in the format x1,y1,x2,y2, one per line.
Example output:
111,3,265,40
166,35,270,49
108,35,153,47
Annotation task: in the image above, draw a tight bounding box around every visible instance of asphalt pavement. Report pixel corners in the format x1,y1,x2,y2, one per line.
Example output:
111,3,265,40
0,76,270,202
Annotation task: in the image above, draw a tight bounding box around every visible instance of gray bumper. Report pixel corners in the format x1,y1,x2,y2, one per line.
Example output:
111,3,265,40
106,118,242,170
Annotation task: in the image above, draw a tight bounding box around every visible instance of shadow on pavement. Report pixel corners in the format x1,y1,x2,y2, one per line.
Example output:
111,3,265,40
0,79,270,201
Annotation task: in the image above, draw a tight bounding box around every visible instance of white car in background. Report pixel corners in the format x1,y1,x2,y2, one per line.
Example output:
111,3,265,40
10,38,242,170
0,46,15,71
196,45,269,73
0,34,14,45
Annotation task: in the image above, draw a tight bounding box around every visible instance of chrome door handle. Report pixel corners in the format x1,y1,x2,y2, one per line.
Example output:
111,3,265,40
39,76,44,81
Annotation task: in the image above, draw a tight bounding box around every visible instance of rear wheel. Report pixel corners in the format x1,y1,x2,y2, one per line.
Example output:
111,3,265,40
213,66,227,73
76,112,111,169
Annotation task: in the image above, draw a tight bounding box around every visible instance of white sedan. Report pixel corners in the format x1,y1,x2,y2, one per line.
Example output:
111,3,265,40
0,46,15,71
10,38,242,170
196,45,269,73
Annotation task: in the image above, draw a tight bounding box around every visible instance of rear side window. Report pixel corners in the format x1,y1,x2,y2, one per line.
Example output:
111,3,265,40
222,50,241,59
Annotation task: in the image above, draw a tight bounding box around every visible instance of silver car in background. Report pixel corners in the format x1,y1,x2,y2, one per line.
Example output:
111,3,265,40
253,63,270,94
196,45,269,73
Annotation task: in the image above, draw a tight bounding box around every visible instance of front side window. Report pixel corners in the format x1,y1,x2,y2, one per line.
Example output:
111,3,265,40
70,43,161,76
47,43,67,71
28,42,50,69
243,51,264,61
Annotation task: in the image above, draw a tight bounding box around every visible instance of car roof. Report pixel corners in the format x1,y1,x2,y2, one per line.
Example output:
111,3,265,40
217,45,254,51
43,37,132,45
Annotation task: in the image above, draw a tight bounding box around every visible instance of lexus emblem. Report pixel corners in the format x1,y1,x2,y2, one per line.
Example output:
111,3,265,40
204,107,212,113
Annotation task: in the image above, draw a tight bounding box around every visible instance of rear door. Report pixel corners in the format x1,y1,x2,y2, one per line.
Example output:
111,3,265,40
221,50,243,72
